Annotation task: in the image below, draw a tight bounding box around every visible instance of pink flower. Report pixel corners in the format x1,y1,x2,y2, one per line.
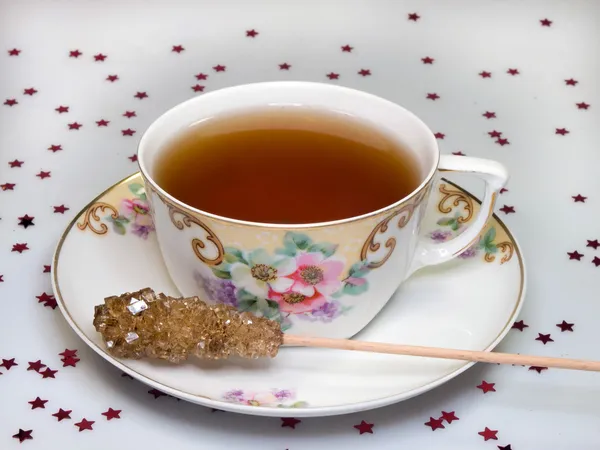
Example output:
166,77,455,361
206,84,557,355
121,198,153,227
286,252,344,297
268,289,328,314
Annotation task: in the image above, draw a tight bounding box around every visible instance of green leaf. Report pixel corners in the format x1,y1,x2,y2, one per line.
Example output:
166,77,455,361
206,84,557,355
482,227,496,246
436,217,455,226
283,232,313,251
291,401,308,408
223,247,248,265
307,243,338,258
128,182,146,198
236,289,258,303
484,243,498,254
275,245,298,257
238,298,259,313
343,281,369,296
450,221,459,231
263,300,282,321
348,260,370,278
112,220,127,235
211,268,232,280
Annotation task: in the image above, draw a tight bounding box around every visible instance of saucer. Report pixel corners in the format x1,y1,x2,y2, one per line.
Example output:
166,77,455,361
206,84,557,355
52,172,525,417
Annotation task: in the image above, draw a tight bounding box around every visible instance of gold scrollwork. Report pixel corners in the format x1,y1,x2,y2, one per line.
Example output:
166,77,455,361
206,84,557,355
438,184,474,223
484,241,514,264
77,202,118,235
167,205,225,266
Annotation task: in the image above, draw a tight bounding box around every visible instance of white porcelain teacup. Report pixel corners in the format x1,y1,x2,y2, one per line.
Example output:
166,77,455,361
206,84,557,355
138,82,508,339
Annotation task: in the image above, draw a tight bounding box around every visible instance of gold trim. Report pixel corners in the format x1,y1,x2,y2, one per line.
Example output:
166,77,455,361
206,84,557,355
76,202,119,235
438,184,474,223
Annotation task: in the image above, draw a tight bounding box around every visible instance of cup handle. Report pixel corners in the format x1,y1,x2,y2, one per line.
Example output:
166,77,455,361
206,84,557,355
406,154,509,278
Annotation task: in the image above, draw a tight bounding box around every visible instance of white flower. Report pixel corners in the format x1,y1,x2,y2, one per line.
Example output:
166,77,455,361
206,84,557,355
229,249,296,298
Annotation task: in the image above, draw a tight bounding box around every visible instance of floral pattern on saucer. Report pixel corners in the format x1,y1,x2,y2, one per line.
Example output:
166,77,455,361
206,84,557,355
106,183,155,238
222,389,307,408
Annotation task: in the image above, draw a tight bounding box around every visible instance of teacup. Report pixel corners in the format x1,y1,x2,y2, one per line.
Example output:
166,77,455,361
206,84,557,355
138,82,508,339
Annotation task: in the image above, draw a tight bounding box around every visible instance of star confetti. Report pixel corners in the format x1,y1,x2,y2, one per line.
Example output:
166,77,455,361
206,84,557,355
4,98,17,106
12,243,29,253
191,84,205,92
512,320,529,331
565,78,578,86
479,71,492,78
556,320,574,332
434,132,445,139
424,417,445,431
123,110,136,118
555,128,570,135
489,130,502,138
279,63,291,70
101,408,121,420
171,45,184,53
572,194,587,202
53,205,69,214
452,151,465,156
341,45,353,52
590,240,600,249
529,366,548,374
540,18,553,27
500,188,509,194
499,205,515,214
12,429,33,443
18,214,34,228
422,56,434,64
8,48,21,56
43,265,51,273
94,53,107,61
40,368,58,379
134,91,148,99
195,73,208,80
535,333,554,344
28,397,48,409
48,144,62,153
106,74,119,82
148,389,167,399
121,128,136,136
281,417,301,429
59,349,78,358
1,182,16,191
96,119,109,127
358,69,371,76
440,411,459,424
36,171,51,179
568,251,583,261
592,256,600,267
74,418,95,432
55,105,69,113
496,138,510,146
213,65,226,72
483,111,496,119
121,372,133,380
1,358,18,370
507,68,520,75
61,356,80,367
246,29,259,38
23,87,38,96
69,49,82,58
479,427,498,441
68,122,82,130
327,72,340,80
408,12,420,21
353,420,374,434
498,445,513,450
27,360,46,372
477,380,496,393
426,93,440,100
128,154,138,162
52,409,72,421
576,102,590,109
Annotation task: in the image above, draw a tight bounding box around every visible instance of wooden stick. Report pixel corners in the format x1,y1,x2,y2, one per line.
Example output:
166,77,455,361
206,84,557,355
283,335,600,372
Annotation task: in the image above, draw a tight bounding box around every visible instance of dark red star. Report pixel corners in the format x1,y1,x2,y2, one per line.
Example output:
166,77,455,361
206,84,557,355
195,72,208,80
440,411,459,424
529,366,548,374
8,48,21,56
4,98,17,106
12,243,29,253
555,128,570,135
279,63,291,70
53,205,69,214
424,417,445,431
576,102,590,110
9,159,23,168
52,408,72,421
18,214,34,228
61,356,80,367
48,144,62,153
27,360,46,372
55,105,69,113
0,275,3,283
128,154,138,162
488,130,502,138
353,420,374,434
341,45,353,52
74,418,95,432
43,265,51,273
28,397,48,409
500,188,509,194
171,45,184,53
408,12,420,21
567,250,583,260
479,427,498,441
68,122,82,130
592,256,600,267
1,358,18,370
572,194,587,202
121,128,136,136
36,171,51,179
434,132,445,139
106,74,119,82
148,389,167,399
246,29,259,38
495,138,510,146
59,349,78,358
426,93,440,100
540,18,552,27
452,151,465,156
12,429,33,443
69,49,82,58
327,72,340,80
94,53,107,61
587,239,600,249
1,182,16,191
499,205,515,214
477,380,496,393
191,84,205,92
507,68,520,75
479,71,492,78
123,110,136,118
36,292,57,309
556,320,574,332
498,445,513,450
512,320,529,331
134,91,148,99
422,56,434,64
23,87,38,95
535,333,554,345
358,69,371,77
483,111,496,119
96,119,109,127
121,372,133,380
565,78,578,86
213,64,226,72
40,368,58,379
281,417,301,429
101,408,121,420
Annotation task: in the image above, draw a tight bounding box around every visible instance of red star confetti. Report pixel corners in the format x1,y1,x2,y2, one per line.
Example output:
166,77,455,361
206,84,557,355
424,417,445,431
39,293,57,309
27,360,46,372
12,243,29,253
55,105,69,113
96,119,109,127
555,128,570,135
327,72,340,80
576,102,590,109
28,397,48,410
128,154,138,162
496,138,510,146
434,132,445,139
23,87,38,96
498,445,513,450
587,239,600,249
2,182,16,191
40,368,58,379
191,84,205,92
529,366,548,374
53,205,69,214
477,380,496,393
94,53,107,61
500,188,509,194
121,372,133,380
353,420,374,434
1,358,18,370
440,411,459,424
8,48,21,56
479,427,498,441
18,214,34,228
12,429,33,443
0,275,3,282
134,91,148,99
48,144,62,153
422,56,434,64
592,256,600,267
213,64,226,72
69,49,82,58
565,78,578,86
279,63,291,70
556,320,574,332
567,250,583,261
246,29,259,38
68,122,82,130
59,349,78,358
106,74,119,82
171,45,184,53
281,417,301,429
535,333,554,344
408,12,420,21
426,93,440,100
74,418,95,432
507,68,520,75
512,320,529,331
148,389,167,399
121,128,136,136
101,408,121,420
4,98,17,106
43,265,51,273
452,151,465,156
572,194,587,202
341,45,353,52
483,111,496,119
195,73,208,80
488,130,502,138
358,69,371,76
479,71,492,78
123,110,136,118
52,409,72,421
499,205,515,214
61,356,80,367
9,159,23,168
540,18,553,26
36,171,51,179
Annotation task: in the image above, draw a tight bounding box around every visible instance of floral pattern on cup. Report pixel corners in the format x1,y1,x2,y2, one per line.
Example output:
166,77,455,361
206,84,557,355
222,389,307,408
106,183,155,238
194,232,369,330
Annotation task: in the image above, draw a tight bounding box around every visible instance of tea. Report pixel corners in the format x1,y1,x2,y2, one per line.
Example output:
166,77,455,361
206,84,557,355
154,108,420,224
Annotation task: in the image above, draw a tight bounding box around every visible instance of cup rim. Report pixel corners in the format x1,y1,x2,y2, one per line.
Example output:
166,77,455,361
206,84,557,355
137,81,440,229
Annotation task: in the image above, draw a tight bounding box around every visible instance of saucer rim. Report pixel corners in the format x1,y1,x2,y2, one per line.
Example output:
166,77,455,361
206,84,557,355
51,172,526,417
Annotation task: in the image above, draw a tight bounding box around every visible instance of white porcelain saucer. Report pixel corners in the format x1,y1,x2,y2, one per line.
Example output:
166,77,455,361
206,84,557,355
52,172,525,417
